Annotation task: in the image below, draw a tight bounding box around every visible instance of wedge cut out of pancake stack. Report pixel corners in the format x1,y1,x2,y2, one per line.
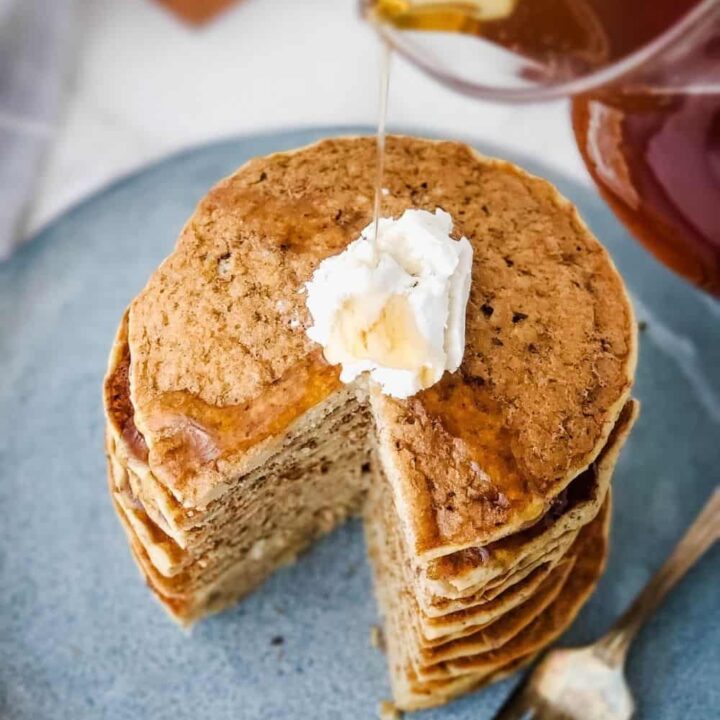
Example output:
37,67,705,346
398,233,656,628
103,136,638,711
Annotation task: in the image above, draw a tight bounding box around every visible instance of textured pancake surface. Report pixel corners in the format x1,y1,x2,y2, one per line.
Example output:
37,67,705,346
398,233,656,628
103,135,637,710
123,136,636,550
370,498,611,711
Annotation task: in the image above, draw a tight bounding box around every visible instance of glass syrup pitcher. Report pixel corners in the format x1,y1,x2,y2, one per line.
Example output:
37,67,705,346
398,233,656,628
363,0,720,295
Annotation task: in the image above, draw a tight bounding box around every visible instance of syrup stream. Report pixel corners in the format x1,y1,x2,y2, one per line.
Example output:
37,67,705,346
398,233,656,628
371,40,392,260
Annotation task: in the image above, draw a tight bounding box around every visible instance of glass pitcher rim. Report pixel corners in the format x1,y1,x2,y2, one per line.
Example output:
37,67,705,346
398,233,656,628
367,0,719,102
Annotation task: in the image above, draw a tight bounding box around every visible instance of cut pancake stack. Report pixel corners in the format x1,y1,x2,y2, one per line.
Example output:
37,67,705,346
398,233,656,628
365,401,637,709
105,321,372,623
103,136,637,710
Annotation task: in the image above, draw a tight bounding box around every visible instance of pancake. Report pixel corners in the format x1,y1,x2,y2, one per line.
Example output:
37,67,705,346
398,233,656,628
105,316,373,623
103,135,638,708
364,449,578,652
418,541,577,642
388,497,611,711
413,555,577,682
417,556,576,667
419,398,638,610
120,135,635,541
366,404,634,710
442,497,609,679
387,537,580,683
381,401,636,658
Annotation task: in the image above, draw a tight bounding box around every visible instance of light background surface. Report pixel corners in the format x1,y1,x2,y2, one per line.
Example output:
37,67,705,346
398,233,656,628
28,0,584,236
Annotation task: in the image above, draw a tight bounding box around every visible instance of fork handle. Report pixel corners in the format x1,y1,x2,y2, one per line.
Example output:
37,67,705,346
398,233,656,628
595,486,720,667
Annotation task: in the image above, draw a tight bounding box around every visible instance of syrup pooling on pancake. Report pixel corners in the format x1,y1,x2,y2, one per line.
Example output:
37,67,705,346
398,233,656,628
423,398,637,591
416,373,545,528
140,350,341,490
423,447,600,586
104,314,148,463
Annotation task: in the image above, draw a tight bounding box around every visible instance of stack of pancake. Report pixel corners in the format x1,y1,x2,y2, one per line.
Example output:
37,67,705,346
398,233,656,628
365,401,636,709
103,136,637,710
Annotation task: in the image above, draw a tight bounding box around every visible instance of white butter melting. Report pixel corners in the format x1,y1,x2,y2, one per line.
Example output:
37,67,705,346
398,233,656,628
305,208,473,399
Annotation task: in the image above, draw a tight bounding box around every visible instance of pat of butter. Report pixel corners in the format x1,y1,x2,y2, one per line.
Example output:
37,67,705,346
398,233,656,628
305,208,473,399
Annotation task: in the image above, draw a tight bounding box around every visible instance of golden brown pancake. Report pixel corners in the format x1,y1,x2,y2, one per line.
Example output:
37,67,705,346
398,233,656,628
368,400,636,673
103,135,638,709
363,404,634,706
387,497,611,710
418,556,577,667
121,136,635,535
364,404,632,667
417,397,638,612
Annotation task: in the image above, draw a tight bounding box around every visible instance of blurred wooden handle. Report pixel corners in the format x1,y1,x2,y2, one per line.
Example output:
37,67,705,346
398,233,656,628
596,486,720,666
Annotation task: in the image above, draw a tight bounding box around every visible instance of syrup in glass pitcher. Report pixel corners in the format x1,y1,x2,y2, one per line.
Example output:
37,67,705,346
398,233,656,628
364,0,720,294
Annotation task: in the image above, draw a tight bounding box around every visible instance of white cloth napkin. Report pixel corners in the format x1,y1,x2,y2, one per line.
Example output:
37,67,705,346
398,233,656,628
0,0,74,260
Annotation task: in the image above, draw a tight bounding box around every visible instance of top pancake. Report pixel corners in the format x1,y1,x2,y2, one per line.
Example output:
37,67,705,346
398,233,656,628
124,135,636,556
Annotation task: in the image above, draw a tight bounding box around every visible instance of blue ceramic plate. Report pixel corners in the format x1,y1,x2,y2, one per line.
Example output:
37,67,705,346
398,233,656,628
1,128,718,720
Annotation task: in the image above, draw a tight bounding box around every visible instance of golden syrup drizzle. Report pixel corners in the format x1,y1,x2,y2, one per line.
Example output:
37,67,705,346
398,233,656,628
369,0,518,33
365,0,612,69
105,347,149,463
371,40,392,257
418,375,527,501
142,350,341,481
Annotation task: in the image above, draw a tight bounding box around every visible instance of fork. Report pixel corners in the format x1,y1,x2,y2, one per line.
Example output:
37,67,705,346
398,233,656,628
494,487,720,720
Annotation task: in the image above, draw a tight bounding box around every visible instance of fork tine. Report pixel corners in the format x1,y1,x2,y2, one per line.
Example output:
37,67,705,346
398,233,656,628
492,682,537,720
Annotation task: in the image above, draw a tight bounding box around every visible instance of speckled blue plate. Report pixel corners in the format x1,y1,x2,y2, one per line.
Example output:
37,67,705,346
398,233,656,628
1,128,718,720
